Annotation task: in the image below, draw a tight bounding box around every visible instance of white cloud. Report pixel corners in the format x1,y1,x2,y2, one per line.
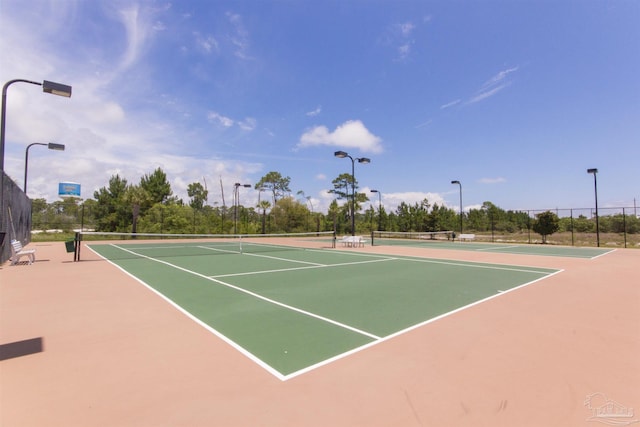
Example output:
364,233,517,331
206,112,256,131
226,11,251,60
298,120,383,154
84,102,126,124
306,106,322,117
238,117,257,131
481,66,519,91
468,83,510,104
397,43,413,61
467,66,519,105
117,4,152,71
440,99,461,110
415,119,432,128
399,22,415,37
194,32,219,53
207,111,234,127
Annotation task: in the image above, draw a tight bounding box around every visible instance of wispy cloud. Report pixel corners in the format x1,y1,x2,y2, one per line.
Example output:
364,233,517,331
194,32,219,53
298,120,383,153
399,22,415,36
467,66,519,104
440,99,461,110
238,117,256,131
117,4,158,72
382,19,430,62
415,119,432,128
207,111,256,131
306,106,322,117
226,12,251,59
208,111,234,127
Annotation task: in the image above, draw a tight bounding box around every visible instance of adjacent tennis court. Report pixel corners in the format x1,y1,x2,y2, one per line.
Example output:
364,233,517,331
371,231,613,259
86,234,560,380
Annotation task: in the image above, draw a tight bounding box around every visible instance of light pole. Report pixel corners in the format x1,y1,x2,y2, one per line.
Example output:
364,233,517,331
451,180,463,238
370,189,382,231
587,168,600,247
234,183,251,234
1,79,72,245
335,151,370,236
1,79,72,171
24,143,65,194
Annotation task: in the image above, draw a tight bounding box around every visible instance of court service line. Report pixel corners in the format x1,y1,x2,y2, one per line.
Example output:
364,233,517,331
322,249,557,274
109,244,382,341
475,245,520,251
211,257,395,278
379,255,556,275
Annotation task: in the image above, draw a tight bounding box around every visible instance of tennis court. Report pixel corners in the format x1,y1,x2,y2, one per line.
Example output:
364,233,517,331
86,234,559,380
2,234,638,427
371,231,613,259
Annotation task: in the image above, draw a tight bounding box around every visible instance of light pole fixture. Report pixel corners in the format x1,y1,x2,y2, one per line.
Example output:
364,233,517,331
335,150,370,236
587,168,600,247
1,79,72,172
1,78,72,244
451,180,463,238
234,182,251,234
370,189,382,231
24,143,65,194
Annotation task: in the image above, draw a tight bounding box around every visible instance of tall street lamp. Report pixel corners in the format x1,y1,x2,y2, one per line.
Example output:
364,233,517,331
1,78,72,243
587,168,600,247
451,180,463,238
234,182,251,234
24,143,65,194
1,79,72,171
370,189,382,231
335,150,370,236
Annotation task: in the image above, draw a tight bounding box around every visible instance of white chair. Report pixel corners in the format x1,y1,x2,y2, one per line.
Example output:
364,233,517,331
9,240,36,265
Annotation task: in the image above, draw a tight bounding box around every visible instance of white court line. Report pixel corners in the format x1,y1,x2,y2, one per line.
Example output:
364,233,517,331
281,269,564,381
212,258,395,278
86,244,287,380
590,249,616,259
397,255,556,275
109,244,382,343
88,242,560,381
475,245,520,251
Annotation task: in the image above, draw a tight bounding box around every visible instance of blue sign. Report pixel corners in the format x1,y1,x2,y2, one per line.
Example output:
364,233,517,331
58,182,81,197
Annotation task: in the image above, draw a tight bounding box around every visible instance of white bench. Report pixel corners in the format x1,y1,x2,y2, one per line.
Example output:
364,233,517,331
458,234,476,241
340,236,367,248
10,240,36,265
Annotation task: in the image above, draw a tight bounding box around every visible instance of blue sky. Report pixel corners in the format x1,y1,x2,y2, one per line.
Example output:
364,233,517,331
1,0,638,215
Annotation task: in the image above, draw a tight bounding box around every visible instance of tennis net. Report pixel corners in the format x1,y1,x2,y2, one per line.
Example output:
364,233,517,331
371,230,454,246
73,231,336,261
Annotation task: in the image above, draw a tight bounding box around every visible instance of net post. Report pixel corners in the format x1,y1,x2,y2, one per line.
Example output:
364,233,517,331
74,231,80,262
371,230,375,246
332,231,336,248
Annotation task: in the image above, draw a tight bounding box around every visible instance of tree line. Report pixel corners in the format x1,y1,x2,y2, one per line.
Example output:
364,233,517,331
30,167,638,239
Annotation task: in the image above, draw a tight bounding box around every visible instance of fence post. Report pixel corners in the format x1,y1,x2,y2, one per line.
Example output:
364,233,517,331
570,209,574,246
623,208,627,249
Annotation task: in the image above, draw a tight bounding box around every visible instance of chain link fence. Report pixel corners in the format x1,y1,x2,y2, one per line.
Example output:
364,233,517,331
477,207,639,249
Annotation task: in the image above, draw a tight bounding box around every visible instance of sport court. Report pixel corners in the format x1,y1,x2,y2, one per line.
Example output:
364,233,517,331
371,231,613,259
86,235,560,380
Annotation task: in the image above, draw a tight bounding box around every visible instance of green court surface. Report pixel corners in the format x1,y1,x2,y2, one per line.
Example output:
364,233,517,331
372,238,613,259
88,241,560,380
